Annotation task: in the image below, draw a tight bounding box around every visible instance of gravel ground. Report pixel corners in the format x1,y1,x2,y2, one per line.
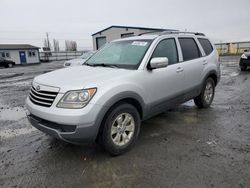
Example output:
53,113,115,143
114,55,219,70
0,60,249,188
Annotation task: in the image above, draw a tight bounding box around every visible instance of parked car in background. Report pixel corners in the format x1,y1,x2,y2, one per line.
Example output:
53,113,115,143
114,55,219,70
64,51,95,67
239,50,250,71
26,31,220,155
39,47,52,62
0,57,15,68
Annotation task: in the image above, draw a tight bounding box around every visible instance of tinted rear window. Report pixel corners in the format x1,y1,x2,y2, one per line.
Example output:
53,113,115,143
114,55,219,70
179,38,201,61
198,38,213,55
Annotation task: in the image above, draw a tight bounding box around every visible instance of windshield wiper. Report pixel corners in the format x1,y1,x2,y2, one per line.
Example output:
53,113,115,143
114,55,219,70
91,63,118,68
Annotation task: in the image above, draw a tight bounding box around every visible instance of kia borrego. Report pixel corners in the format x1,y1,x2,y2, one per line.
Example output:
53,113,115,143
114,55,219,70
26,31,220,155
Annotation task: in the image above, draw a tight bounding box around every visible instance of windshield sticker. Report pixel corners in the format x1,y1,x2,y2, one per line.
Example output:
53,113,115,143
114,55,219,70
131,41,148,46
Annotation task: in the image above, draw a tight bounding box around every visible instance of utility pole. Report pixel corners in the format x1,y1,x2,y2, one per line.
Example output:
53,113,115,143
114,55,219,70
46,32,50,49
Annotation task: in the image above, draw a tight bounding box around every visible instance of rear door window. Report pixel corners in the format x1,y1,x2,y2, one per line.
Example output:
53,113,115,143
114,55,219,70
178,38,201,61
151,38,179,65
198,38,213,55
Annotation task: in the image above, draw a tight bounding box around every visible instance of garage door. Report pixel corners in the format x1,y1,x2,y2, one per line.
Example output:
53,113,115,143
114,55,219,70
96,37,106,50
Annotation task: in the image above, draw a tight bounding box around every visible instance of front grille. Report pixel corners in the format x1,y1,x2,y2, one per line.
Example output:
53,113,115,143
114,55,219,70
29,86,58,107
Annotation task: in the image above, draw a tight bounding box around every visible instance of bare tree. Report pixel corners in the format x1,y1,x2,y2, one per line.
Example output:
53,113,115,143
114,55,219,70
71,41,77,51
65,40,77,51
53,39,60,52
43,32,51,50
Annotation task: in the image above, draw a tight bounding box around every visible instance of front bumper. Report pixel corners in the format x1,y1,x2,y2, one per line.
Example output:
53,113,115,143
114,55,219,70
27,113,98,143
25,97,105,143
240,59,250,66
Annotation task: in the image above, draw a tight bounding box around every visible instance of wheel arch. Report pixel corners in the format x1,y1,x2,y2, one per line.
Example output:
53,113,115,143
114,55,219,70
203,70,218,86
95,92,145,141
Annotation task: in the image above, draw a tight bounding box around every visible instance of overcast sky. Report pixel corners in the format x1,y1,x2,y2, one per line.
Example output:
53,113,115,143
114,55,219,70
0,0,249,50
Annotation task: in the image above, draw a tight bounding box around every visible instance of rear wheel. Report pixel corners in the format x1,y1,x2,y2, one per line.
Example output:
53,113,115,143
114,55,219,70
100,103,140,156
6,63,13,68
194,78,215,108
240,65,247,71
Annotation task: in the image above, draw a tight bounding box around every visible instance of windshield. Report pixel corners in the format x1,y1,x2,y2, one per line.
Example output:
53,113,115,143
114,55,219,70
85,40,152,69
80,52,94,59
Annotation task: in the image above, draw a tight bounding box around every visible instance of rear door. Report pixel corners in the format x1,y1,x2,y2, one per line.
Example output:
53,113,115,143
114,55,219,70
177,37,204,98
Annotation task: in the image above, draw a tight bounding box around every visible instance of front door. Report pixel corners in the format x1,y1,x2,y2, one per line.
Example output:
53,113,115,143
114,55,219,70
19,51,27,64
143,38,184,115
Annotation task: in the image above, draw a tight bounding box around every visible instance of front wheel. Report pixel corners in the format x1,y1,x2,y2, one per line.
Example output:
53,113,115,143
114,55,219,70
240,65,247,71
194,78,215,108
100,103,140,156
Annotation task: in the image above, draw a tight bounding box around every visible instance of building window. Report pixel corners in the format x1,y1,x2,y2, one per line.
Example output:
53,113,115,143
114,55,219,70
121,33,134,38
28,51,36,57
1,52,10,58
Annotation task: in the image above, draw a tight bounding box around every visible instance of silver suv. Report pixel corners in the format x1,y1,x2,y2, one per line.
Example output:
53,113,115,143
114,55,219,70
26,31,220,155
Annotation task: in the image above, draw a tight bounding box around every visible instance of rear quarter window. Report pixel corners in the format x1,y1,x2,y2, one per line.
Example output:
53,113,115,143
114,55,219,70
178,38,201,61
198,38,214,55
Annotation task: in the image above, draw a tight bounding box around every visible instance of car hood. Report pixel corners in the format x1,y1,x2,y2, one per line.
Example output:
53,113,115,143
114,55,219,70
34,66,132,93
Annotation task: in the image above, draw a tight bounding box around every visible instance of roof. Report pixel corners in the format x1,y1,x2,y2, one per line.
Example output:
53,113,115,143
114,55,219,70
214,41,250,45
0,44,40,50
92,25,175,36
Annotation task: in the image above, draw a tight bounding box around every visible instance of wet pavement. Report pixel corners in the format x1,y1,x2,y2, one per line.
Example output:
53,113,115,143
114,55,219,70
0,60,249,188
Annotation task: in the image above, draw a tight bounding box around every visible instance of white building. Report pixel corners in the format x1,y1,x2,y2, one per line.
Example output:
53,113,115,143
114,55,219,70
0,44,40,64
92,25,175,50
215,41,250,55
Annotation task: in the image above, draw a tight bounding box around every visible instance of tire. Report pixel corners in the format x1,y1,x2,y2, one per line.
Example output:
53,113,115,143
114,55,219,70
100,103,141,156
7,63,13,68
240,65,247,71
194,78,215,108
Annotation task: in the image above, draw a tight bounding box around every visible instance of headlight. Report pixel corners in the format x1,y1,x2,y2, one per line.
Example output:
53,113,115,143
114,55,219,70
57,88,97,108
241,54,247,59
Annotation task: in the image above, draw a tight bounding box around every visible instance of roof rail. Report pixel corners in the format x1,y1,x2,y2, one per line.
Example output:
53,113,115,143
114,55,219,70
138,30,169,36
139,30,205,36
160,31,205,36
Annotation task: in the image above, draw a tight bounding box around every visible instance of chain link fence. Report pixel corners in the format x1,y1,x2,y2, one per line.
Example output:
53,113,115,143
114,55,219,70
39,51,85,62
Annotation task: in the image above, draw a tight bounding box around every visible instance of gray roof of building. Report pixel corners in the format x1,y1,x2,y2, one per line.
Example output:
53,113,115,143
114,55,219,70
92,25,176,36
0,44,40,50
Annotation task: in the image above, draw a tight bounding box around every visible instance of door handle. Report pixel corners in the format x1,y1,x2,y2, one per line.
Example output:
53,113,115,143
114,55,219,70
202,60,208,65
176,67,184,73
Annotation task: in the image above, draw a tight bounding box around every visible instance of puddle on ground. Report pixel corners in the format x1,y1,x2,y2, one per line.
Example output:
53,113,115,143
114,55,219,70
229,72,239,77
0,106,37,139
0,126,36,139
0,107,26,121
183,100,195,107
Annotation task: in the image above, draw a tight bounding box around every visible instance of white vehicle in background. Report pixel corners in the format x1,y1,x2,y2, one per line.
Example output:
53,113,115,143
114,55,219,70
64,51,95,67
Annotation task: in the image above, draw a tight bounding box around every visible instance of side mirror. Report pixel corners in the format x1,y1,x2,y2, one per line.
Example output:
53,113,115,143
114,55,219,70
149,57,168,70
